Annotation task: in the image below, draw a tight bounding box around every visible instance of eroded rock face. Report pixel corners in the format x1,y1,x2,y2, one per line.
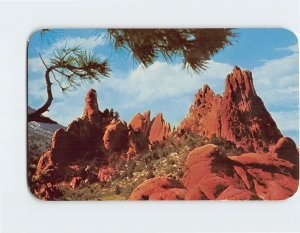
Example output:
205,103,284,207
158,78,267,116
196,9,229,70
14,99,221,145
133,143,298,201
34,183,62,200
182,144,298,200
127,130,149,159
270,137,299,165
36,150,54,172
148,113,171,144
98,166,114,182
127,111,152,158
36,89,106,175
103,119,128,152
83,89,101,124
129,110,151,137
70,176,83,189
128,177,186,200
220,66,282,151
178,85,222,137
178,66,282,152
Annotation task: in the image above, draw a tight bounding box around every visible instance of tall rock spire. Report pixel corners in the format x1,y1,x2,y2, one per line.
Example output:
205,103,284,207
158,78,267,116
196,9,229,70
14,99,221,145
220,66,282,151
82,88,101,124
178,66,282,152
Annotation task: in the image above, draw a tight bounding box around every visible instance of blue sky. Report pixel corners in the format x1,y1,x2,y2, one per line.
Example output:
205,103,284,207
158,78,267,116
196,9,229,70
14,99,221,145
27,28,299,144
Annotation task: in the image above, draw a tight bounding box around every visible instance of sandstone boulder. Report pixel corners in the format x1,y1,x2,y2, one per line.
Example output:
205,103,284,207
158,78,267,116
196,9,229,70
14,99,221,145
128,177,186,200
103,119,128,152
98,166,114,182
270,137,299,165
70,176,83,189
182,144,298,200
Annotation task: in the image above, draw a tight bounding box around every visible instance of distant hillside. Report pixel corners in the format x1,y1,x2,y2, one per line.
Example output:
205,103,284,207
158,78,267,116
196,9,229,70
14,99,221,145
28,106,65,160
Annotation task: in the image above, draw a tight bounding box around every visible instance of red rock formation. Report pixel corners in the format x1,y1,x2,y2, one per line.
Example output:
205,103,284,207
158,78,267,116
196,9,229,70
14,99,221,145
126,111,172,157
269,137,299,164
70,176,83,189
98,166,114,182
83,88,101,124
182,144,298,200
129,110,151,137
127,110,152,158
230,152,298,200
34,182,62,200
220,66,282,151
128,177,186,200
183,144,240,200
36,89,105,175
148,113,171,144
178,66,283,152
103,119,128,152
127,130,149,159
36,150,54,172
178,85,222,137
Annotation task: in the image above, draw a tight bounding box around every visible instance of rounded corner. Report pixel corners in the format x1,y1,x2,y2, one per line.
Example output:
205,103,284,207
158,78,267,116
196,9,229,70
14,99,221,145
27,29,42,44
278,28,299,45
284,180,299,201
26,183,45,202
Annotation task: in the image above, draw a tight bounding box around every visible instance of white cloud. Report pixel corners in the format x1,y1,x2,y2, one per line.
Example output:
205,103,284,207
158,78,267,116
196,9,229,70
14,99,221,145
105,60,232,107
276,43,298,53
28,57,45,73
253,53,299,110
28,35,105,75
28,78,46,102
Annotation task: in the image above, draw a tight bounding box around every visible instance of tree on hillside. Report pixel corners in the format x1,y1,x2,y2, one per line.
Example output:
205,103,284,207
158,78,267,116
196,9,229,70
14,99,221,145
28,29,236,123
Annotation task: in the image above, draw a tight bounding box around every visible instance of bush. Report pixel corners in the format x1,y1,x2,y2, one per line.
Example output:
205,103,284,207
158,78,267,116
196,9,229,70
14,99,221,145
115,185,121,195
176,170,184,178
146,170,155,179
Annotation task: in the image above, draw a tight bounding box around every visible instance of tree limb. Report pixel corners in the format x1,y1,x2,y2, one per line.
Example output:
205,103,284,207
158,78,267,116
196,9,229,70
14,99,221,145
28,59,54,122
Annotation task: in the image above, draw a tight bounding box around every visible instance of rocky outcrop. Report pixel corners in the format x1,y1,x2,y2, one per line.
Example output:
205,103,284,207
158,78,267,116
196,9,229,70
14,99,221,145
36,89,111,175
178,85,222,137
127,111,152,158
130,140,298,200
35,88,173,178
128,177,186,200
98,166,114,182
103,119,128,152
182,143,298,200
127,130,149,159
129,110,151,137
82,89,102,125
70,176,83,189
127,111,171,158
220,66,282,151
178,66,282,152
34,182,62,200
148,113,171,144
269,137,299,165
